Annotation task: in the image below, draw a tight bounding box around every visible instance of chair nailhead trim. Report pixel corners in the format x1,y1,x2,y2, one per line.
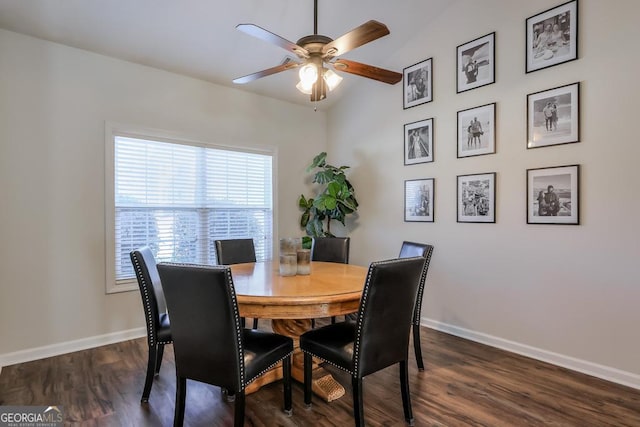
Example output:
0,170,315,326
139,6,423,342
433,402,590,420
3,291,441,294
131,253,167,347
245,351,294,386
413,246,434,326
301,349,353,375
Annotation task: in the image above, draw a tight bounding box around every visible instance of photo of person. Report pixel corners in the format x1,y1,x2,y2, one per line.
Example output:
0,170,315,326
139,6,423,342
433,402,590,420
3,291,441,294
526,1,577,72
404,118,434,165
457,32,495,93
457,103,496,158
527,82,579,148
527,164,579,225
405,179,434,222
403,58,433,109
457,173,496,223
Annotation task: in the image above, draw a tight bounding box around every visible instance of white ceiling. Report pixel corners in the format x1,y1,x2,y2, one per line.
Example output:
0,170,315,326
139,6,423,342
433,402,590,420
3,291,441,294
0,0,454,109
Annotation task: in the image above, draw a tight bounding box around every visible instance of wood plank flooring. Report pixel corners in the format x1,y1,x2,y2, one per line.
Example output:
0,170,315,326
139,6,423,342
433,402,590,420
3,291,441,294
1,326,638,426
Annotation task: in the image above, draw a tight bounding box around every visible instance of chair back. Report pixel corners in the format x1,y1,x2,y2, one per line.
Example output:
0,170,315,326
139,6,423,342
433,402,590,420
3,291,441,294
311,237,350,264
157,263,244,391
215,239,257,265
353,257,425,377
130,246,167,346
399,241,434,325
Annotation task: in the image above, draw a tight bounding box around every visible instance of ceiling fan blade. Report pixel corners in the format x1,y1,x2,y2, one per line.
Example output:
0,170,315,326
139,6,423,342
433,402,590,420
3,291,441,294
333,59,402,85
233,61,300,84
236,24,309,58
322,20,390,58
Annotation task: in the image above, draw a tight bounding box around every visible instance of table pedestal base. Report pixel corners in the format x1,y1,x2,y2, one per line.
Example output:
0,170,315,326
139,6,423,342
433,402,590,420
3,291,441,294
244,318,345,402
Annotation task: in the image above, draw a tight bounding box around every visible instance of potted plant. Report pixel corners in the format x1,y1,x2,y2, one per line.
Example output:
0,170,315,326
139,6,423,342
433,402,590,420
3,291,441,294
298,152,359,247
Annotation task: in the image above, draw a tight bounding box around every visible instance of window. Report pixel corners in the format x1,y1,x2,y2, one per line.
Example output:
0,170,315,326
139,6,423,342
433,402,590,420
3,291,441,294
105,125,273,293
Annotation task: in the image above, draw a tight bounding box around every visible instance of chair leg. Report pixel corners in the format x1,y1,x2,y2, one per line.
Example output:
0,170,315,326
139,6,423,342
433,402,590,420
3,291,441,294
174,376,186,427
412,324,424,371
233,390,246,427
311,319,316,329
283,356,292,415
252,318,259,329
141,344,157,402
352,376,364,427
399,360,414,426
331,316,337,324
241,317,246,328
303,353,313,406
155,343,165,375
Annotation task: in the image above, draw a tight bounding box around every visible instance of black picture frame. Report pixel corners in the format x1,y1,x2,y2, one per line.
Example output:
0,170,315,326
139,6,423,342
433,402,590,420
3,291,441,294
457,103,496,158
527,82,580,149
527,164,580,224
403,58,433,109
526,0,578,73
404,118,434,165
457,172,496,223
404,178,434,222
456,32,496,93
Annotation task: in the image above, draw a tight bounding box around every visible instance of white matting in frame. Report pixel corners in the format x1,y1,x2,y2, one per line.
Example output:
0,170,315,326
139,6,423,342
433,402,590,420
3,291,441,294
405,178,434,222
457,172,496,223
457,103,496,158
457,32,495,93
404,118,434,165
527,82,579,148
403,58,433,109
526,0,578,73
527,164,579,224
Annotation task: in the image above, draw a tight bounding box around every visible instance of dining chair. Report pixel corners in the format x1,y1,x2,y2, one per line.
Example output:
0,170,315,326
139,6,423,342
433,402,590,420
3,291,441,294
300,257,426,427
311,236,351,325
129,246,172,403
215,238,259,329
157,263,293,427
399,241,434,371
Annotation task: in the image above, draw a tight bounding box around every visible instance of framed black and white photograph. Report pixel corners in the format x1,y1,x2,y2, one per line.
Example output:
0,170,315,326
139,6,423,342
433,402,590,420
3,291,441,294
403,58,433,109
457,173,496,223
456,32,495,93
457,103,496,158
527,164,579,224
404,118,434,165
527,82,579,148
405,178,434,222
526,0,578,73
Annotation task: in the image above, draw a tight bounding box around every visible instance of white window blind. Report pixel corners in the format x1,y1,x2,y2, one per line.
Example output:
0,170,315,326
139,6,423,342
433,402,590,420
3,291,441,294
112,135,273,285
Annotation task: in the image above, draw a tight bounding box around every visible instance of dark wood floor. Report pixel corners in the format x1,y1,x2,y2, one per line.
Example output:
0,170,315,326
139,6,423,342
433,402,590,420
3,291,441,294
1,326,639,426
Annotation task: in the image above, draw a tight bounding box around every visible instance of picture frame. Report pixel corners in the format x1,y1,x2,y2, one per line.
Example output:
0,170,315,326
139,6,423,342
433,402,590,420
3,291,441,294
527,82,579,148
526,0,578,73
457,173,496,223
456,32,495,93
403,58,433,109
457,103,496,158
527,164,579,224
404,118,434,165
405,178,434,222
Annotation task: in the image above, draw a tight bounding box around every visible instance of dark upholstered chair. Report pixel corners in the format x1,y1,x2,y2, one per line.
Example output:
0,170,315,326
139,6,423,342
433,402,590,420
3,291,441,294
300,257,426,427
215,238,257,265
311,236,351,325
157,263,293,427
399,241,434,371
311,236,350,264
215,238,259,329
130,246,172,403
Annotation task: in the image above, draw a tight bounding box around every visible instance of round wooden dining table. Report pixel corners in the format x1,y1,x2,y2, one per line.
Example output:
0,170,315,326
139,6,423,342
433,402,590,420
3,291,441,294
231,260,368,402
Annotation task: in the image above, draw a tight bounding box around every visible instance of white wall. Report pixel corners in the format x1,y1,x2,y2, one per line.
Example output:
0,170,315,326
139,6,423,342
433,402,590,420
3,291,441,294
329,0,640,387
0,29,326,358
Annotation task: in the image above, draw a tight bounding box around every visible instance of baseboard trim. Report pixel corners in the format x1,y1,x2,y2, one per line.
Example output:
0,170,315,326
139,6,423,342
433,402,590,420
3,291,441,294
422,319,640,390
0,327,146,368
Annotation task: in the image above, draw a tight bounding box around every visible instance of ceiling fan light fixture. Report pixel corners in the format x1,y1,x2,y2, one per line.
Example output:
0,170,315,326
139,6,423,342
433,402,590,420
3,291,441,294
298,63,319,86
323,68,343,91
296,80,314,95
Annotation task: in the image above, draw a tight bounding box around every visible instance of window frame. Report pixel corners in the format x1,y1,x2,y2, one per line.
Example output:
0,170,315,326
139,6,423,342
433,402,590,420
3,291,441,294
104,122,278,294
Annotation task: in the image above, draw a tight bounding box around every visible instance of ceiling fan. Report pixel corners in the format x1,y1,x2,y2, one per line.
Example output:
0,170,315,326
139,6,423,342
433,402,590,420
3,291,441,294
232,0,402,102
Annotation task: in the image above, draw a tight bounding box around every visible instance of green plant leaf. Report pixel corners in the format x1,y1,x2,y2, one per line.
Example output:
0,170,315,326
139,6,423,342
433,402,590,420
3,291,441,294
307,152,327,172
327,181,341,197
